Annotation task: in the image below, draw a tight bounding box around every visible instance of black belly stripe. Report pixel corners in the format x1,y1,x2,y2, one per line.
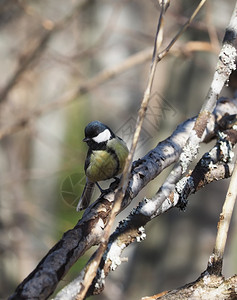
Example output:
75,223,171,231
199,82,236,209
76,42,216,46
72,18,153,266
107,147,120,176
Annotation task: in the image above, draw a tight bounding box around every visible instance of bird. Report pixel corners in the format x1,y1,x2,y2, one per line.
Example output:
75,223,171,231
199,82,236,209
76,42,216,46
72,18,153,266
76,121,129,211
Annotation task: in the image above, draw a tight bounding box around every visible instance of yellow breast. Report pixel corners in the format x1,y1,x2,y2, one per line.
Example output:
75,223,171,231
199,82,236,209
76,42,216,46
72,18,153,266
85,137,129,182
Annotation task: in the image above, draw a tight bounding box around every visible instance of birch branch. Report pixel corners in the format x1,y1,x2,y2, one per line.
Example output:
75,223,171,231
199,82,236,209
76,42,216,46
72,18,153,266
0,1,87,104
9,96,237,300
56,108,237,299
207,158,237,275
180,2,237,173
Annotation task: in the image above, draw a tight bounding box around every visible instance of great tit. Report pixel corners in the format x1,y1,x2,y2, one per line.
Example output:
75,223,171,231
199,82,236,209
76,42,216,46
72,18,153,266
76,121,129,211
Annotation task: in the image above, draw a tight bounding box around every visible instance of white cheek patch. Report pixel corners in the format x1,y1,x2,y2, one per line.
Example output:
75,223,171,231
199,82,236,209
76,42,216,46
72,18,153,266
92,129,111,143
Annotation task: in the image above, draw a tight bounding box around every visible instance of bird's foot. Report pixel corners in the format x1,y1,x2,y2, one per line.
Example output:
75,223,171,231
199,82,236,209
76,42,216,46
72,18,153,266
113,176,120,184
96,177,120,195
95,182,109,196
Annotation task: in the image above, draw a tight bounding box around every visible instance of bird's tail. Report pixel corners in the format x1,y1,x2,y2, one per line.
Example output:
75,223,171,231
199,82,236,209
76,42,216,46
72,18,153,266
76,178,95,211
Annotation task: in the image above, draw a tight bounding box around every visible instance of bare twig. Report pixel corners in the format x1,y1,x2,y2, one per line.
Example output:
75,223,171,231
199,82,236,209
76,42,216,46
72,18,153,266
157,0,207,61
177,41,219,55
0,31,51,103
207,158,237,275
0,1,87,104
74,2,170,299
0,47,153,141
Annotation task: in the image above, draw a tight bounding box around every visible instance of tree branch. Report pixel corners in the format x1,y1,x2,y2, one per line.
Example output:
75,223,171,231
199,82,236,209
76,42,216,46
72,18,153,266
207,153,237,275
142,274,237,300
180,2,237,173
0,1,87,104
0,47,153,141
70,115,237,298
9,97,237,300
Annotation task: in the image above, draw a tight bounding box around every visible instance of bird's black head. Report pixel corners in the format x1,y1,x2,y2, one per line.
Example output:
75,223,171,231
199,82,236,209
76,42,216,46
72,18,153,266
83,121,115,149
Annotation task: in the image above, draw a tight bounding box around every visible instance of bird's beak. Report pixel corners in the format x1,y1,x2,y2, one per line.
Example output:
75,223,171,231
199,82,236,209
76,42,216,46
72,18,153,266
83,137,90,142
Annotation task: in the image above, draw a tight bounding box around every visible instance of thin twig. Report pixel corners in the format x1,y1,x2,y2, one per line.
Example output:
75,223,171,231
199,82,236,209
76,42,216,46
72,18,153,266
0,47,153,141
214,160,237,256
157,0,207,61
207,158,237,275
0,1,86,104
74,2,170,300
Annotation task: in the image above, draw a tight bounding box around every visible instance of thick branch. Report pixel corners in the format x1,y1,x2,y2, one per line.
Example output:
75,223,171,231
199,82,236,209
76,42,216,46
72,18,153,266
79,126,236,297
9,97,237,300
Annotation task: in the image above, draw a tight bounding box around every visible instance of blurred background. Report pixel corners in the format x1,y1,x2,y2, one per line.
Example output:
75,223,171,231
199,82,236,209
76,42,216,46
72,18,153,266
0,0,237,299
